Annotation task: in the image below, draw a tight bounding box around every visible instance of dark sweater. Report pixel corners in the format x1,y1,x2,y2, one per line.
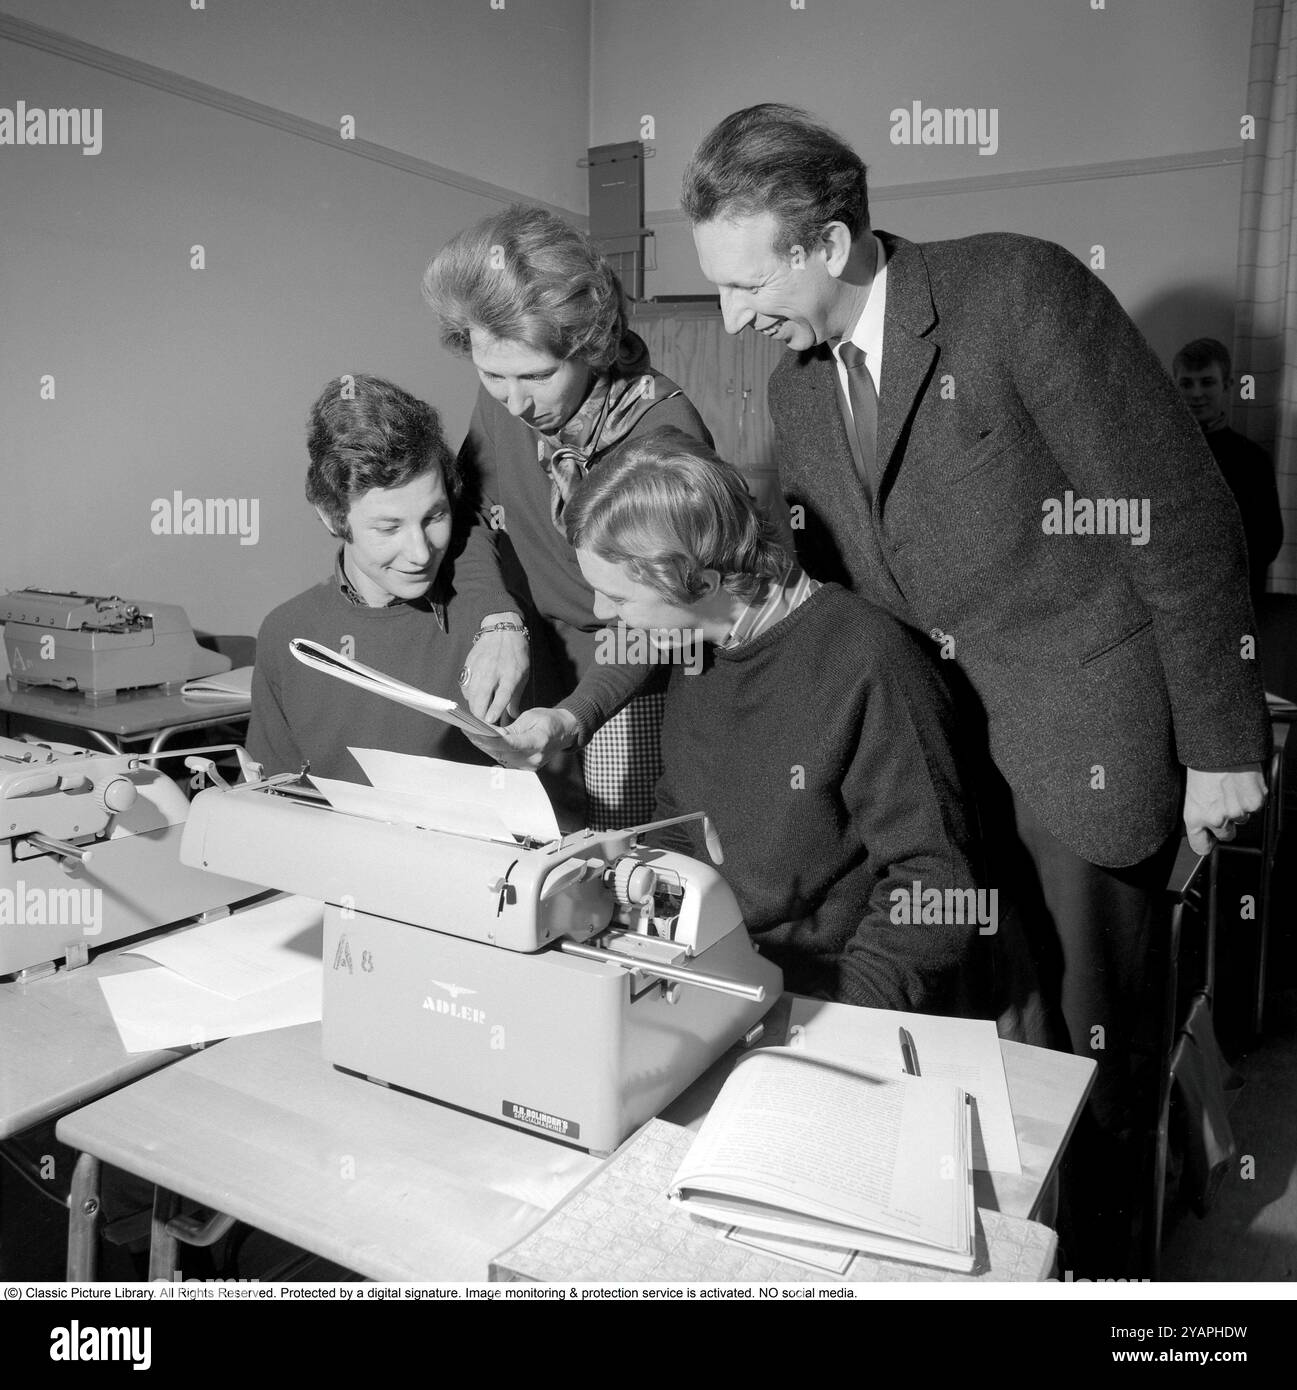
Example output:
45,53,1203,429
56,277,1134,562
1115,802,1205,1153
452,378,713,735
652,584,987,1014
1204,426,1284,605
247,578,489,782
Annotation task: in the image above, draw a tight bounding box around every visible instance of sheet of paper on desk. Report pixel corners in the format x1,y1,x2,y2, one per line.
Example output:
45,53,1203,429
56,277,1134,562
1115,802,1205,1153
98,963,321,1053
787,1000,1021,1174
122,895,323,999
346,748,561,843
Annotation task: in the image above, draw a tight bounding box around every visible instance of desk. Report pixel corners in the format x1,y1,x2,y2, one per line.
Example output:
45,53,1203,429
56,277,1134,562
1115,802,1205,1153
0,681,250,756
0,948,190,1274
60,1023,600,1282
0,951,188,1143
1,896,290,1273
56,1007,1094,1282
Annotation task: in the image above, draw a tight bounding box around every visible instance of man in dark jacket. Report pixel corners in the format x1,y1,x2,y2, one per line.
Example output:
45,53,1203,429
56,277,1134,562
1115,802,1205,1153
682,104,1270,1275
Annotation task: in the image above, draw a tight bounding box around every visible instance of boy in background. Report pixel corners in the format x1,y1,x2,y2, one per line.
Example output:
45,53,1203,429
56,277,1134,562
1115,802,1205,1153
1173,337,1283,607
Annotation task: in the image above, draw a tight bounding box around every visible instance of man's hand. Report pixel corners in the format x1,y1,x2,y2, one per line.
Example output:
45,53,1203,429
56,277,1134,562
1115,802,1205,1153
459,611,529,724
1183,764,1267,855
466,707,581,771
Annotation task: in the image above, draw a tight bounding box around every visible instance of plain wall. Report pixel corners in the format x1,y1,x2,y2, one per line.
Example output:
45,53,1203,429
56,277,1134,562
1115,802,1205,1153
0,7,590,639
645,162,1245,366
592,0,1249,198
590,0,1252,363
0,0,591,210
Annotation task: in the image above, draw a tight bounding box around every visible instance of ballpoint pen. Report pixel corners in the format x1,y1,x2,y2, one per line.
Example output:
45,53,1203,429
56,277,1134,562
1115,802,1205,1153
899,1026,921,1077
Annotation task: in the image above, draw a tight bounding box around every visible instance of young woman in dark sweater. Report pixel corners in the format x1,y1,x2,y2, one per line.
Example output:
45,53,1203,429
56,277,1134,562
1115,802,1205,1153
555,426,994,1016
246,375,501,784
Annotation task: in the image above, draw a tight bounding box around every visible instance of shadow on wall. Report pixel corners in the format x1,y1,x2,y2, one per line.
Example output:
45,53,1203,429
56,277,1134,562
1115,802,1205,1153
1130,286,1236,378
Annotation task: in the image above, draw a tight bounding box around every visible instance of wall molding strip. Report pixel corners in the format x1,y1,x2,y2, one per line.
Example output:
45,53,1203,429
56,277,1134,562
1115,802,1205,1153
648,145,1244,223
0,12,580,219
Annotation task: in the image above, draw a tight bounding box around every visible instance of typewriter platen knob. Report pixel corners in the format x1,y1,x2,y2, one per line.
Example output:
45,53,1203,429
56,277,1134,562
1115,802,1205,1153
611,857,657,907
96,775,138,815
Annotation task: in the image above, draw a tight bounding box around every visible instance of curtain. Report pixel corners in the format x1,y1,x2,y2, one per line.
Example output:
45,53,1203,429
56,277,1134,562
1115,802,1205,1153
1236,0,1297,593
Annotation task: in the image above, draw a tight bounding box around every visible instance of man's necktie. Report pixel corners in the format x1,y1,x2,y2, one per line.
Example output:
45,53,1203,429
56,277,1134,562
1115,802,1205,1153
838,341,879,501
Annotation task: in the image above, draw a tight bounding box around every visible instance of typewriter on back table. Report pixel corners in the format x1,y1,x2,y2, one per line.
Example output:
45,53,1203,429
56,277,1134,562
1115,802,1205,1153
1,588,230,696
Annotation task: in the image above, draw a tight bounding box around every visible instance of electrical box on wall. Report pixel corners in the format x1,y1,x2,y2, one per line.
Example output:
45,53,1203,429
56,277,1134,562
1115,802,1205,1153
586,140,648,300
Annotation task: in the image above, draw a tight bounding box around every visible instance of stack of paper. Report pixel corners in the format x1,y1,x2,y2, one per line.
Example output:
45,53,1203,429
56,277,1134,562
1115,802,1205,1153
786,999,1021,1174
668,1048,977,1273
97,895,323,1053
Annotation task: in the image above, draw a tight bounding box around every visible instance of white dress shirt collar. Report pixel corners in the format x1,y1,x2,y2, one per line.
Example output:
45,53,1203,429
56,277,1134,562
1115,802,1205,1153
831,233,888,399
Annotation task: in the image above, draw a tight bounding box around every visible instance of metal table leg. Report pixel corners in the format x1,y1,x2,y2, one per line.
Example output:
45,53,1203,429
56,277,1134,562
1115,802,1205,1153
1254,743,1285,1035
66,1151,101,1280
148,1187,182,1282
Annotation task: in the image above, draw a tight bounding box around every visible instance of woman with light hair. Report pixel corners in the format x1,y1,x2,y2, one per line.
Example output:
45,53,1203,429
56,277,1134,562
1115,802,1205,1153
559,425,991,1016
424,205,712,829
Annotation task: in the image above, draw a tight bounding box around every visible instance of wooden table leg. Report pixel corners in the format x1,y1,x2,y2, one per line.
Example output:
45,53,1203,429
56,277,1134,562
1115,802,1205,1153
66,1151,101,1280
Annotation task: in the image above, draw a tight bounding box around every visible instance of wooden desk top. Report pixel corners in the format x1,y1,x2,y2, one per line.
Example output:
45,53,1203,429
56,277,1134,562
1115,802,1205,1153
0,681,249,740
57,1023,602,1281
56,1009,1094,1281
0,895,284,1138
0,950,186,1139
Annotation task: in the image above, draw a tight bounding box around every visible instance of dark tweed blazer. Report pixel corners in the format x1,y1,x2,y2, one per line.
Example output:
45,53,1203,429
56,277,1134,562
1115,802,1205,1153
769,230,1270,867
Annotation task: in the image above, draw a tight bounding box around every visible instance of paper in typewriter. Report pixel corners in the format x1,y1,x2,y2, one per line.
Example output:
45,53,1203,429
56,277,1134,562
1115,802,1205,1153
311,749,561,845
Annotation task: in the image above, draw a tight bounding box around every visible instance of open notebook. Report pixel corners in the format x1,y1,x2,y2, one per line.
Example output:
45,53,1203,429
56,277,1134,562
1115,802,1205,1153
181,666,254,698
667,1048,977,1273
